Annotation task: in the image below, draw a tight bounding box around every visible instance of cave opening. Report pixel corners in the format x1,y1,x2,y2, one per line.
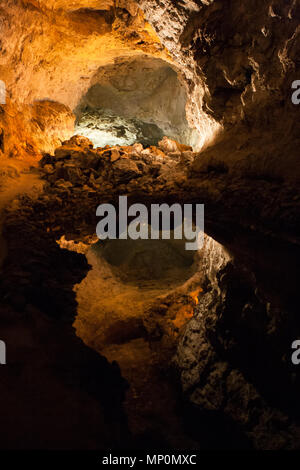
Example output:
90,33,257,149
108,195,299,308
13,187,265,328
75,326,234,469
73,56,199,148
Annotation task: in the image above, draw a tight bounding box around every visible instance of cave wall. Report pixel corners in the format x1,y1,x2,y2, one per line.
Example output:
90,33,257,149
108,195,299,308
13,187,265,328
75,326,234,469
140,0,300,179
0,0,170,159
0,0,300,450
1,0,299,165
174,233,300,449
1,1,167,107
0,99,75,159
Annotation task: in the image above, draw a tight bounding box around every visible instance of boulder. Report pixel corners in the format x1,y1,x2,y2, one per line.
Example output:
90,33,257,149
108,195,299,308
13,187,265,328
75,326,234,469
149,146,166,159
181,151,194,164
158,136,179,153
54,146,74,160
158,136,193,153
112,159,141,183
110,149,120,163
132,143,143,154
65,135,93,149
43,164,55,174
167,151,181,161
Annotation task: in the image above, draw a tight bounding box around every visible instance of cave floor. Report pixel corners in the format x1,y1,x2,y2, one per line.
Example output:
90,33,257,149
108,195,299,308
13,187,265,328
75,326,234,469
0,168,43,267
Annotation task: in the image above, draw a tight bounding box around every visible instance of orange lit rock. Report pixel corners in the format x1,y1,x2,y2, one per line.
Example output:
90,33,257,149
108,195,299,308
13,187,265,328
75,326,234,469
0,0,170,160
172,304,194,330
110,149,120,162
189,288,203,305
30,100,75,155
158,136,193,154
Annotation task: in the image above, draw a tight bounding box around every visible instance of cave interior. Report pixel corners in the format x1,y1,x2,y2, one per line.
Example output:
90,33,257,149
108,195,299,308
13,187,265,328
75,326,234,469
0,0,300,452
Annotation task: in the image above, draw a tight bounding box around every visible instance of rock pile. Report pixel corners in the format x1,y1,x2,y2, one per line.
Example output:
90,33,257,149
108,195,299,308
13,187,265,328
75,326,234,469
39,135,193,200
37,134,300,249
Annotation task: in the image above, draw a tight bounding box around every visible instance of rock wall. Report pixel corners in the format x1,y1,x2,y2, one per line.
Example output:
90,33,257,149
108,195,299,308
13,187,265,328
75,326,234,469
140,0,300,176
0,0,169,158
0,100,75,159
1,0,300,450
174,234,300,449
1,1,166,107
2,1,299,164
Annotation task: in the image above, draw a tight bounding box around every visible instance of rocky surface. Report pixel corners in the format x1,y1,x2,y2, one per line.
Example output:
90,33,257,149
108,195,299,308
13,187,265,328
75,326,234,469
0,134,299,448
0,0,170,159
0,189,130,449
36,135,300,245
0,99,75,160
174,235,300,450
74,108,165,148
75,55,198,146
1,1,166,107
1,0,300,451
140,0,300,174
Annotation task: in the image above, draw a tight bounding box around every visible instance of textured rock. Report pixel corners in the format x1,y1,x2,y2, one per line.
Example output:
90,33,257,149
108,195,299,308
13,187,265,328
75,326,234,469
30,100,75,154
0,132,299,448
0,0,169,158
1,1,166,107
74,108,165,148
174,234,300,449
158,136,193,153
1,0,300,451
75,56,197,146
140,0,300,175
